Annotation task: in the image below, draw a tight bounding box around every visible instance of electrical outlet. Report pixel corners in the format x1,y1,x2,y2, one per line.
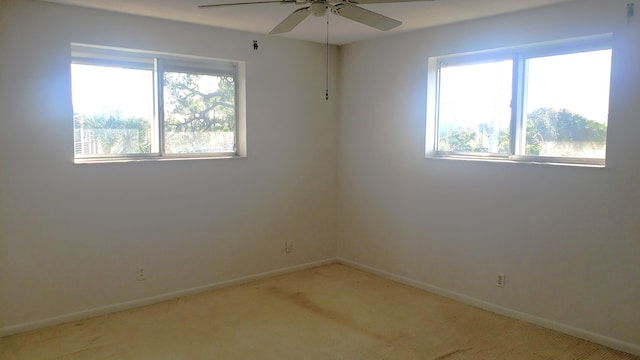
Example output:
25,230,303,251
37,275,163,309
496,272,505,287
285,241,293,254
137,266,145,281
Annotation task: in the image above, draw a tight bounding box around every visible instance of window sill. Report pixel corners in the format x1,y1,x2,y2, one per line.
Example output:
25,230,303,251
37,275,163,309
74,154,246,164
426,154,605,168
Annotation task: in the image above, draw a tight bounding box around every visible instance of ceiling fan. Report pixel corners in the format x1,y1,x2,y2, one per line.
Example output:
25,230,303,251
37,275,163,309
198,0,435,34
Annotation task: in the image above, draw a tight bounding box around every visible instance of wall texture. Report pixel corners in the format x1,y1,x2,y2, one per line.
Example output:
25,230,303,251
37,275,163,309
0,0,338,333
1,0,639,355
337,0,639,353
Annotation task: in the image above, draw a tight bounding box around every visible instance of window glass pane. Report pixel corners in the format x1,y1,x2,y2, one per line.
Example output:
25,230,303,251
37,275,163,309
523,49,611,158
163,72,236,154
437,59,512,154
71,64,154,156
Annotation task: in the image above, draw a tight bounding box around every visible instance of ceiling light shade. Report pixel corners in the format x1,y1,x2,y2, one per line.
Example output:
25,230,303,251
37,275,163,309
310,1,326,16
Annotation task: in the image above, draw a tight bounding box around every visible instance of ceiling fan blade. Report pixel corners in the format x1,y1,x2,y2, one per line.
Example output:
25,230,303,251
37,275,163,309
349,0,434,4
198,0,295,9
270,7,311,34
331,3,401,31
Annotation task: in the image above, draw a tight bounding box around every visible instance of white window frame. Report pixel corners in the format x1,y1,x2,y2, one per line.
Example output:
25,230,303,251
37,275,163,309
71,43,246,163
426,34,613,167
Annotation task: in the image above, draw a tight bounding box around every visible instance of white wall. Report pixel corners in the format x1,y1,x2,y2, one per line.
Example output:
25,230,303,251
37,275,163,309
2,0,639,354
338,0,640,353
0,0,338,332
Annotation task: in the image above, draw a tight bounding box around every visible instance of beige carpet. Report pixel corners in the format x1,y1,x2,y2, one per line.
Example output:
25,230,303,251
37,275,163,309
1,264,637,359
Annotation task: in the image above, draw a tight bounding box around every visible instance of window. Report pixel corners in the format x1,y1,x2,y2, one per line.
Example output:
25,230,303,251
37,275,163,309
427,35,612,166
71,44,244,162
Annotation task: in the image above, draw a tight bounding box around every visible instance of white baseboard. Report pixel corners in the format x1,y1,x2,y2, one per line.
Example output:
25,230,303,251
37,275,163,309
336,257,640,357
4,257,638,356
0,258,337,338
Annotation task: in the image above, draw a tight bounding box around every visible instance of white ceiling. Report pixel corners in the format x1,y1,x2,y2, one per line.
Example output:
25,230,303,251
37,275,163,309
42,0,574,45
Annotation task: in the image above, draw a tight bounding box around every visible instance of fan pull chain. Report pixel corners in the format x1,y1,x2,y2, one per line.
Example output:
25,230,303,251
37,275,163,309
325,11,329,101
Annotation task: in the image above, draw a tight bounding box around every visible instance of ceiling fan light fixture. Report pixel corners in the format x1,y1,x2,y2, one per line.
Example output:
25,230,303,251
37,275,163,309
310,1,327,16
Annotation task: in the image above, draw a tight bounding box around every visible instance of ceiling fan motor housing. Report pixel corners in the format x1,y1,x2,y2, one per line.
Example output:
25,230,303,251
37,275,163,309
310,1,327,16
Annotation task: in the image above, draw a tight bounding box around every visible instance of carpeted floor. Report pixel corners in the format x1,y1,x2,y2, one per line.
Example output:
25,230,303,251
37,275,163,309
1,264,638,359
